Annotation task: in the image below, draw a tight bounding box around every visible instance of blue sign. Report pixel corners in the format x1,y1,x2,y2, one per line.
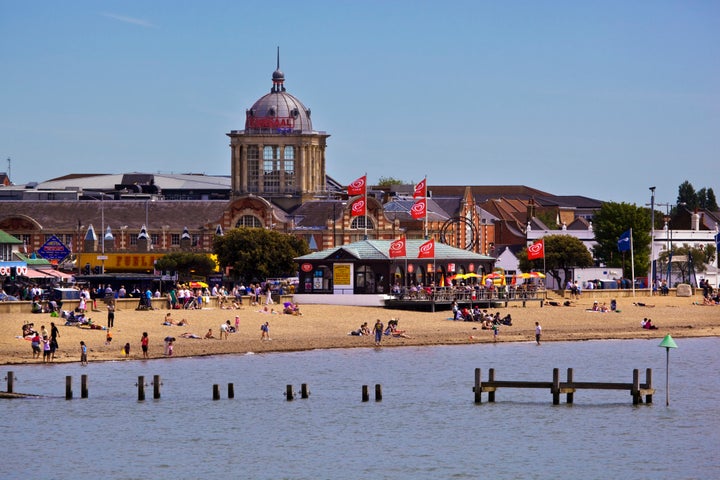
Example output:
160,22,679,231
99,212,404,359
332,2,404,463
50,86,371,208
38,235,71,261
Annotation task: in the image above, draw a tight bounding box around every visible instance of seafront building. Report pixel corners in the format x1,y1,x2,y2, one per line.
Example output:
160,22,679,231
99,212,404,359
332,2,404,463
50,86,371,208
1,60,716,290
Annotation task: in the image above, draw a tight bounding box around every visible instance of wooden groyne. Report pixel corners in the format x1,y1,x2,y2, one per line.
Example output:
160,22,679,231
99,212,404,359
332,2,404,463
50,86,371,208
473,368,655,405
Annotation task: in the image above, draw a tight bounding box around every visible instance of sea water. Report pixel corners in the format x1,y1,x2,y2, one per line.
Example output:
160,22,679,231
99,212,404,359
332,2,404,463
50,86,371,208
1,337,718,480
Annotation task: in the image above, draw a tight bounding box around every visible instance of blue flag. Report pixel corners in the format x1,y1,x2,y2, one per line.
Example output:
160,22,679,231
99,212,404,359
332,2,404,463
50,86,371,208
617,229,631,252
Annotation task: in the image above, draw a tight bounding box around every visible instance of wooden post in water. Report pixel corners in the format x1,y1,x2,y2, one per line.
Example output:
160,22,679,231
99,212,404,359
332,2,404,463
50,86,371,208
65,376,73,400
138,376,146,401
7,371,14,393
362,385,369,402
228,383,234,399
375,384,382,402
552,368,560,405
81,374,88,398
632,369,640,405
213,384,220,400
153,375,161,399
286,384,294,401
488,369,496,403
566,368,574,404
645,368,653,404
300,383,309,399
474,368,482,404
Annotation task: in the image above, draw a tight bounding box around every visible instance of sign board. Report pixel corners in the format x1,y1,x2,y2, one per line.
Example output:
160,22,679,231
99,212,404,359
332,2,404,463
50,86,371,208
38,235,71,262
333,263,352,288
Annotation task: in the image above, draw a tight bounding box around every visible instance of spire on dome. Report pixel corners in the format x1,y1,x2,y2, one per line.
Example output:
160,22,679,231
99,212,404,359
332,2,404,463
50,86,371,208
271,46,286,93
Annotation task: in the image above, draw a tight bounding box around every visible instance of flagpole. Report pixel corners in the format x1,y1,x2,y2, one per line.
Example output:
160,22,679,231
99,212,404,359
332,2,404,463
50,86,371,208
364,172,368,240
424,176,428,239
630,228,635,297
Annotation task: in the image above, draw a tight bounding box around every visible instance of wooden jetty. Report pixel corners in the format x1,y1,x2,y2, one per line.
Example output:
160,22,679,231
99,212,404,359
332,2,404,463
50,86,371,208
473,368,655,405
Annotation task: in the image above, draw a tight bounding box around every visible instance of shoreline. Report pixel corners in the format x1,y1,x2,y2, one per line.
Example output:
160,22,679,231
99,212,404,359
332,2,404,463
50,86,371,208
2,295,718,366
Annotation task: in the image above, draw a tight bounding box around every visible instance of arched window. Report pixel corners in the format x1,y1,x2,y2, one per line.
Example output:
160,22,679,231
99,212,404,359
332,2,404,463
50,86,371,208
350,216,375,230
235,215,263,228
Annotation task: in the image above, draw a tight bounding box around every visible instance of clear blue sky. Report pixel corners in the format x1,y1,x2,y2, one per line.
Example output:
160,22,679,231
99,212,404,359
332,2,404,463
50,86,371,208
2,0,718,207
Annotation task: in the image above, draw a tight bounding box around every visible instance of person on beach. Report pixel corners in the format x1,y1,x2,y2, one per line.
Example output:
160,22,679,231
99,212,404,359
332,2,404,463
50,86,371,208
535,321,542,345
260,321,270,340
167,340,174,356
492,323,499,342
234,315,240,332
141,332,149,358
220,321,229,340
107,301,115,328
373,319,384,346
31,331,41,359
123,342,131,357
80,341,88,365
205,329,215,339
42,336,51,362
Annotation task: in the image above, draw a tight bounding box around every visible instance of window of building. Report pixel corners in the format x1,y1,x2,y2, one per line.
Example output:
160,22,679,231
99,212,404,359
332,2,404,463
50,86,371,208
192,234,200,247
151,233,160,247
350,216,375,230
130,236,138,246
235,215,263,228
171,234,180,246
247,146,260,193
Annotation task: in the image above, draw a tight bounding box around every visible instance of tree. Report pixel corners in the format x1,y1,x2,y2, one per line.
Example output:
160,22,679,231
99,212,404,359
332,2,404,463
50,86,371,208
377,176,406,187
591,202,651,280
154,252,217,281
518,234,593,288
213,228,309,283
677,180,699,211
697,187,719,211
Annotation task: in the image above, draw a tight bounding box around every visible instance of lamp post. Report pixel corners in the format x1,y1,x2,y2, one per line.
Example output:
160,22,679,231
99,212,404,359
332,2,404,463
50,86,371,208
649,187,656,294
658,334,678,406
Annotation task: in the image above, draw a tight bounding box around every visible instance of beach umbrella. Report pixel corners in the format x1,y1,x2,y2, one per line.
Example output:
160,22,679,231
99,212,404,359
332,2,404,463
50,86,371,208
658,334,678,406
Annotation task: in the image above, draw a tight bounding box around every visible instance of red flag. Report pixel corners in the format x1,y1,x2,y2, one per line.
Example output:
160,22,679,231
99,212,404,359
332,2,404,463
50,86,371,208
418,238,435,258
350,198,366,217
389,237,406,258
527,239,544,260
410,198,426,219
413,178,426,199
347,175,366,196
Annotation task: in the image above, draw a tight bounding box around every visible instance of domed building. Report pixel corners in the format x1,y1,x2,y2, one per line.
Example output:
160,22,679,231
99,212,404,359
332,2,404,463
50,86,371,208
228,55,329,208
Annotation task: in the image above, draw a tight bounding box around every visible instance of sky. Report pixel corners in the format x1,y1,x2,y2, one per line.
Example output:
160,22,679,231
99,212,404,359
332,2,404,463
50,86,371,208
1,0,718,207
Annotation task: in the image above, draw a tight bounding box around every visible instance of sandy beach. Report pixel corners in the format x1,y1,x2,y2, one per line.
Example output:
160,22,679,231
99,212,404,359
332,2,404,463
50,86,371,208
3,294,718,365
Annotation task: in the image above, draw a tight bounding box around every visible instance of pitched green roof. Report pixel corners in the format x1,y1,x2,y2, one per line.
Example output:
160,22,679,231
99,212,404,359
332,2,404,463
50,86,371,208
296,239,495,262
0,229,22,244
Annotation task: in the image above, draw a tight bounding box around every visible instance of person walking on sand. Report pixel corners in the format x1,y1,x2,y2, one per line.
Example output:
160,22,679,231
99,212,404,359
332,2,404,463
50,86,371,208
535,321,542,345
80,341,88,366
107,301,115,328
374,319,384,346
141,332,149,358
260,321,270,340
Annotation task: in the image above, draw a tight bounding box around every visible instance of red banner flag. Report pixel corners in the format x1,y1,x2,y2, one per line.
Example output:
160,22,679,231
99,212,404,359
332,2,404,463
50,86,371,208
418,238,435,258
389,237,406,258
350,198,366,217
413,178,426,199
347,175,366,196
527,239,544,260
410,198,426,219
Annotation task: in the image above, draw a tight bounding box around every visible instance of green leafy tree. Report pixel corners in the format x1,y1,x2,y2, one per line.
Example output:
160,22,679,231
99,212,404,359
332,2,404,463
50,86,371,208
591,202,651,280
213,228,309,283
697,187,719,211
657,243,717,286
518,234,593,288
377,176,406,187
677,180,699,211
154,252,217,282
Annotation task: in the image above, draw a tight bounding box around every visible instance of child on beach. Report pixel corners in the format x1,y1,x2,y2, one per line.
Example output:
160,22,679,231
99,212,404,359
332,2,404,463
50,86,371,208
80,341,88,365
260,322,270,340
141,332,149,358
167,340,174,356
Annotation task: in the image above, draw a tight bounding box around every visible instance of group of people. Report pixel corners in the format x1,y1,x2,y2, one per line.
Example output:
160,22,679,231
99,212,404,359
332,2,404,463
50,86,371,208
24,322,60,362
640,318,658,330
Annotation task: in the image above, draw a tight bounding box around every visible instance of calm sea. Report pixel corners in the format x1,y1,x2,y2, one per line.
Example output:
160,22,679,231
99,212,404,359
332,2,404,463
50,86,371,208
1,337,717,480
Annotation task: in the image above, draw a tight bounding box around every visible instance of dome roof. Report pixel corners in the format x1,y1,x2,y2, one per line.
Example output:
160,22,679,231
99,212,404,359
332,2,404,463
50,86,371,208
245,66,313,134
